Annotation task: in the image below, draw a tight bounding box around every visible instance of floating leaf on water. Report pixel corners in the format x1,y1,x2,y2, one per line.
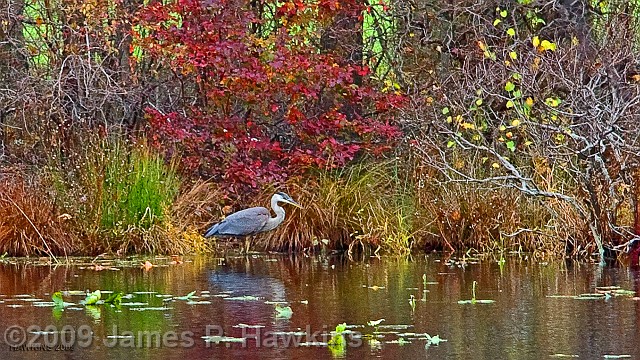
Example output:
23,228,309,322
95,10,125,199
62,290,87,296
132,291,157,295
575,293,606,300
368,319,385,327
550,355,579,358
176,291,197,301
33,302,56,307
386,338,411,345
187,300,212,305
610,289,635,296
300,300,309,304
82,290,101,305
458,299,495,304
130,307,172,311
271,331,307,336
603,355,632,359
595,286,621,291
212,294,231,298
202,336,246,344
104,292,123,306
6,304,24,308
120,302,149,306
365,285,385,290
426,334,446,345
225,295,261,301
233,324,265,329
274,304,293,319
378,324,412,330
298,341,328,347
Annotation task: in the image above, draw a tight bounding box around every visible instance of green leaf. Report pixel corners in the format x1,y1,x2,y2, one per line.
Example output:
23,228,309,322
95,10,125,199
493,19,502,26
176,291,197,300
505,81,515,92
335,323,347,334
509,51,517,60
506,141,516,152
52,292,64,307
104,292,123,306
82,290,101,305
447,140,456,148
512,73,522,80
274,304,293,318
506,28,515,36
506,100,515,108
500,10,508,18
442,107,450,115
512,89,522,98
475,98,483,106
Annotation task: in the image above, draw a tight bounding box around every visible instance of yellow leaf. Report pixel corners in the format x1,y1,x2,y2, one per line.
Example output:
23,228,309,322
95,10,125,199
493,19,502,26
509,51,517,60
532,36,540,48
492,162,500,169
540,40,556,51
506,100,514,108
511,119,521,127
525,97,534,107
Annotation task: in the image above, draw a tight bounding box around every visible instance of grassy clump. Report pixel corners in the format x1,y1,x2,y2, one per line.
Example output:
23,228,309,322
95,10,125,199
45,135,199,254
257,160,416,253
98,141,180,232
0,171,78,257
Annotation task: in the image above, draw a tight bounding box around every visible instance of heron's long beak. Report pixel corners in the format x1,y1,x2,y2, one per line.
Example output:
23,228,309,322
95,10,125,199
285,199,303,209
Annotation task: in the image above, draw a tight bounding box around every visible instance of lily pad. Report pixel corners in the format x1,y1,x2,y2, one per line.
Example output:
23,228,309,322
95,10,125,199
187,300,212,305
225,295,262,301
81,290,101,305
176,291,197,301
130,307,172,311
202,336,246,344
274,304,293,319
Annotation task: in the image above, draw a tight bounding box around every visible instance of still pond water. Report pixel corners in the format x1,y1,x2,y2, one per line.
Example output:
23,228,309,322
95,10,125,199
0,254,639,359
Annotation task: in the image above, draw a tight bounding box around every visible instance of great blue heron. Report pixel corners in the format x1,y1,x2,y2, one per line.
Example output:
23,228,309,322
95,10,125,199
204,192,302,252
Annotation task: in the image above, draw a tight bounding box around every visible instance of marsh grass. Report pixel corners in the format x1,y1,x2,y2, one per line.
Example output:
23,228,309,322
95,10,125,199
256,160,417,253
45,135,193,254
0,170,77,257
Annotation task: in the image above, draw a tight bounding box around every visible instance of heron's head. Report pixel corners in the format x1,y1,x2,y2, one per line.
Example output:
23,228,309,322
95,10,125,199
274,192,303,209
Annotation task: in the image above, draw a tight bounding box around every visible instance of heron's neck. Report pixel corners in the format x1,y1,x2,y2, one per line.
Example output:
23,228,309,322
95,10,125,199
262,197,285,232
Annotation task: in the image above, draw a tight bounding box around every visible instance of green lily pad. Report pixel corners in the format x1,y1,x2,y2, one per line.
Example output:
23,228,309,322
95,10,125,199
274,304,293,319
176,291,197,301
81,290,101,305
202,336,246,344
225,295,261,301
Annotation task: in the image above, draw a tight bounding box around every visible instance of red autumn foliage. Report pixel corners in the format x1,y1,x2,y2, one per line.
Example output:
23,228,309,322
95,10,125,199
135,0,404,196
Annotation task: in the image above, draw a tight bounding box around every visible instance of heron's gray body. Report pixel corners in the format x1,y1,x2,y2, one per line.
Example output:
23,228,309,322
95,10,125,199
204,207,271,237
204,192,301,239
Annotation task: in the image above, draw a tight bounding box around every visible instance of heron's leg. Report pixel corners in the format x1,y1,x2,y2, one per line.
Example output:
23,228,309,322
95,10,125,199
244,237,251,254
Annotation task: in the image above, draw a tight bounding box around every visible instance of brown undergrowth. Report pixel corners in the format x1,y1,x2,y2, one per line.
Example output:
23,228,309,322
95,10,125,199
0,170,78,257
